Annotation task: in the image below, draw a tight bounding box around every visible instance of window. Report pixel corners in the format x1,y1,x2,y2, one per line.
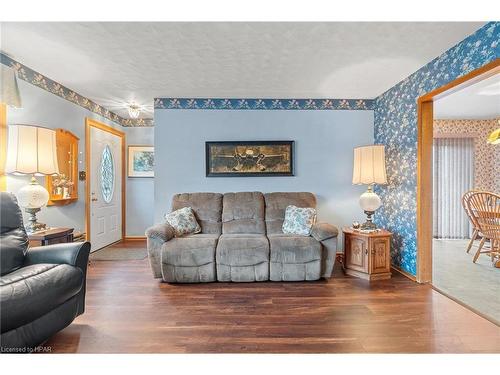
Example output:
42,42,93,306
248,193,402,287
100,145,114,203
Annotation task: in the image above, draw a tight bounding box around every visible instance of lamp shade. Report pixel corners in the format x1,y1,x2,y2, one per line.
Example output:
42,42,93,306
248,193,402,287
5,125,59,175
352,145,387,185
0,65,22,108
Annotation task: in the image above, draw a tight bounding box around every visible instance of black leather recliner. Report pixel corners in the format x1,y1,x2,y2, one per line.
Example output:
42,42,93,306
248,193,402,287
0,192,91,352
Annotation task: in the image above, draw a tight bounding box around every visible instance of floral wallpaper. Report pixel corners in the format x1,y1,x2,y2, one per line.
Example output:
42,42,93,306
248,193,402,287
154,98,374,110
374,21,499,276
434,118,500,193
0,52,153,127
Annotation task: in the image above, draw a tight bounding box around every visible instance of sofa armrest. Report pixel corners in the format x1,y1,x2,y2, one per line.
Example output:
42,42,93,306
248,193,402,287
25,241,91,316
145,222,175,243
311,223,338,242
25,241,91,271
145,222,175,279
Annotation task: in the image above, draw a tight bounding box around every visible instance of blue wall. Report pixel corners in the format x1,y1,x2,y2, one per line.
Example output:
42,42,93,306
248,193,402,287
124,126,154,236
153,109,374,237
6,79,154,236
374,22,500,275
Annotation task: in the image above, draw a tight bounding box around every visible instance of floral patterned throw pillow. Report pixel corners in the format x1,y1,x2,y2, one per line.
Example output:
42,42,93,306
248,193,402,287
282,205,317,236
164,207,201,237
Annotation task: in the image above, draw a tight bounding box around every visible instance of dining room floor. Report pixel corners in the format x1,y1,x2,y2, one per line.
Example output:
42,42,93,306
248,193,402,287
433,239,500,325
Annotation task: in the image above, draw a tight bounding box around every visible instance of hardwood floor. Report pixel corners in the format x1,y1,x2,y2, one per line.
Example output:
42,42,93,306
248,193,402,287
45,240,500,353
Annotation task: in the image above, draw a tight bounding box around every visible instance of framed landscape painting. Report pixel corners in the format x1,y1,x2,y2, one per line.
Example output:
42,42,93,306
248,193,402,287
128,145,154,177
206,141,294,177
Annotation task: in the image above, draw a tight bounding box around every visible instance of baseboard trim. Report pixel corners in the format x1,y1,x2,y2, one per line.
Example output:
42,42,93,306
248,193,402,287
124,236,146,240
391,266,417,282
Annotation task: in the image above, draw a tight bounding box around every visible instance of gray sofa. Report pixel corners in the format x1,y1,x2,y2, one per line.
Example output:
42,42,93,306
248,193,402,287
146,192,338,283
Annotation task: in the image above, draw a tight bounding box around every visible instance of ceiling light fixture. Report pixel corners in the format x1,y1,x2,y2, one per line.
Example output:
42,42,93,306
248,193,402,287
128,103,141,119
487,122,500,145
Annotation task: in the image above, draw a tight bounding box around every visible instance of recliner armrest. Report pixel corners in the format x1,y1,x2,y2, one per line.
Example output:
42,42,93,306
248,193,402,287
145,222,175,243
311,223,339,242
24,241,91,272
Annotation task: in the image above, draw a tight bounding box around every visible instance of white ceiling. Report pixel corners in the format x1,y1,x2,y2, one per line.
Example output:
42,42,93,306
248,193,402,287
0,22,485,119
434,74,500,119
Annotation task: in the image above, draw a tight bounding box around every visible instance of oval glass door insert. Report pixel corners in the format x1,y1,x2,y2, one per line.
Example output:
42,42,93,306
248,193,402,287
100,145,114,203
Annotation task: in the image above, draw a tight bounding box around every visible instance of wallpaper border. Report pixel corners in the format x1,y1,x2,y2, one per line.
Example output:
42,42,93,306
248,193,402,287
0,52,154,127
154,98,374,110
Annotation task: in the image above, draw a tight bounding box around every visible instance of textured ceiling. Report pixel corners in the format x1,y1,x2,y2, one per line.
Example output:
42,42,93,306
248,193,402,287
434,74,500,119
0,22,485,119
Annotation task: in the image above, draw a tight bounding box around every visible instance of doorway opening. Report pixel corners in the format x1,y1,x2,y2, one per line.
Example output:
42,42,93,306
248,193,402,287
416,60,500,324
85,118,126,251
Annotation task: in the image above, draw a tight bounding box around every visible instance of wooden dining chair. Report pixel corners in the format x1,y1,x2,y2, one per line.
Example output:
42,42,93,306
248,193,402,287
466,191,500,263
461,190,481,253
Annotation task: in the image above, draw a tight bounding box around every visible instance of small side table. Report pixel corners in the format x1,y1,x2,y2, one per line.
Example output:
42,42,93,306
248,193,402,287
28,227,74,247
342,227,392,281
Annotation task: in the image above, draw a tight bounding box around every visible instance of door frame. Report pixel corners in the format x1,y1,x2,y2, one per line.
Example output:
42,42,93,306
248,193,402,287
85,118,126,244
416,58,500,283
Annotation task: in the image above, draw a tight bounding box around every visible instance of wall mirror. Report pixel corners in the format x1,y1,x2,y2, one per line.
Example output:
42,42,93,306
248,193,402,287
46,129,79,205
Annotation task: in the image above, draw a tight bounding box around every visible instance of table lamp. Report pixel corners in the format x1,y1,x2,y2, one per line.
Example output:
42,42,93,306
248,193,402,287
5,124,59,233
352,145,387,230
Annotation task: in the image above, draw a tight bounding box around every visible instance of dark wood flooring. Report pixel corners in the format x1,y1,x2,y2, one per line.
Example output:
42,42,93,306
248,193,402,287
45,240,500,353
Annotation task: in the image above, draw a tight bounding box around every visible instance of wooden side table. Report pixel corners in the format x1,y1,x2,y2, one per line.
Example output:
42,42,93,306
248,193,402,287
342,227,392,281
28,227,74,247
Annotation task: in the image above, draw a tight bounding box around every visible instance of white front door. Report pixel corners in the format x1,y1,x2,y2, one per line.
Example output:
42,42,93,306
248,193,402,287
89,125,122,251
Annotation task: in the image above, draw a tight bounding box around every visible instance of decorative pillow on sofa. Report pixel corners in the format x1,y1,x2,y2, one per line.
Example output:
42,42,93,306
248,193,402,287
164,207,201,237
282,205,317,236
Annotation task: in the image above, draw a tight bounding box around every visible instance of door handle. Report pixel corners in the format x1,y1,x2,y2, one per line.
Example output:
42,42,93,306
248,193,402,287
91,197,98,202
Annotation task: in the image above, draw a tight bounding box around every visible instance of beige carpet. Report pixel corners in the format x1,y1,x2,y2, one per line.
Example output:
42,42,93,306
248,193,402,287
90,247,147,261
433,239,500,325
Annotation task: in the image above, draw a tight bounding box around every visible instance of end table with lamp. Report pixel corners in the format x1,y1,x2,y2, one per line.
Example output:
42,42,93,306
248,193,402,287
344,144,392,280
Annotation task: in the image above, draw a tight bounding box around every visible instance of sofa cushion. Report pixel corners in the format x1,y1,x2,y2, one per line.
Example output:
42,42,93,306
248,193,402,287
0,263,83,333
0,193,28,276
264,192,317,235
222,192,265,234
162,234,218,267
172,193,223,235
282,205,317,236
269,234,322,264
165,207,201,237
216,234,269,266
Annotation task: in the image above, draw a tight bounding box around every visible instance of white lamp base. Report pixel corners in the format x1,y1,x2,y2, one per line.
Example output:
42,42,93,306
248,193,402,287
359,185,382,230
25,207,47,233
17,176,49,234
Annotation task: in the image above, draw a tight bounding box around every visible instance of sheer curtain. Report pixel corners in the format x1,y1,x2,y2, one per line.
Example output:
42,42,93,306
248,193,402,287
433,137,474,239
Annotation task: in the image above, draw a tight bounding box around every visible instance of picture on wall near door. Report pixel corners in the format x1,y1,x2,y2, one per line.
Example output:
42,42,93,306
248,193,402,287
128,145,154,177
206,141,294,177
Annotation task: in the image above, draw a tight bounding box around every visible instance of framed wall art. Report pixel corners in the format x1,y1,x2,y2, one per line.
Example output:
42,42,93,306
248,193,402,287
206,141,294,177
128,145,154,177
